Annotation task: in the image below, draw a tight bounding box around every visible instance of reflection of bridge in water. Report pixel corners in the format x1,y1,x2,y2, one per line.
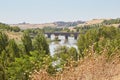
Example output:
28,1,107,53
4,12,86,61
44,32,80,40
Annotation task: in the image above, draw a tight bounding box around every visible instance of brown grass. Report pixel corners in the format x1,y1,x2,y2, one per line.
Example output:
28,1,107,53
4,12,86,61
30,48,120,80
10,23,56,29
86,19,104,25
5,31,22,43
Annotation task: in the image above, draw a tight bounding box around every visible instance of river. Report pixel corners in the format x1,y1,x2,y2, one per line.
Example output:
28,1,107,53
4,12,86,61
48,35,78,55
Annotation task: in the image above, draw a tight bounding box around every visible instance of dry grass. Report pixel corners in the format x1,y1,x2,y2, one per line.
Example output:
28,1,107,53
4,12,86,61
29,70,55,80
86,19,104,25
31,48,120,80
77,19,105,27
10,23,56,29
5,31,22,43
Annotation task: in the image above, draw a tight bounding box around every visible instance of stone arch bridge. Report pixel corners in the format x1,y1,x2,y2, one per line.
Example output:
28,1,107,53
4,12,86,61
44,32,80,40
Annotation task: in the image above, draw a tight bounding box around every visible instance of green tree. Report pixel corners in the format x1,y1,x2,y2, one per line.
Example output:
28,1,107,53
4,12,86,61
22,32,33,55
0,32,8,54
11,26,21,32
0,64,5,80
55,46,78,61
0,23,11,31
77,26,120,59
33,32,49,55
68,47,78,61
7,50,54,80
6,39,20,61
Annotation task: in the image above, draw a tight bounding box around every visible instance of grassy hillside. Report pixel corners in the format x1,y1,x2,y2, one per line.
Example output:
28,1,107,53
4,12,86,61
10,23,56,29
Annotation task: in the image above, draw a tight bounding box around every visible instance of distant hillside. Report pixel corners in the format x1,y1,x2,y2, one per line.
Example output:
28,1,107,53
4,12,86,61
102,18,120,25
10,23,57,29
9,18,120,29
86,19,104,24
53,21,85,27
10,21,85,29
77,18,120,28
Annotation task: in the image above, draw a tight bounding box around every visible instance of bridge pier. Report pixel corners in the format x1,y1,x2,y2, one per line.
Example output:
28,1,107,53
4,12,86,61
54,35,59,40
74,35,78,40
47,34,51,38
65,35,68,40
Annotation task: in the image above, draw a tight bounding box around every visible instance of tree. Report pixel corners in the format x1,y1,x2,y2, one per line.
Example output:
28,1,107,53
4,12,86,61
7,39,20,60
77,26,120,59
0,32,8,54
22,32,33,55
11,26,21,32
0,64,5,80
55,46,78,61
0,23,11,31
68,47,78,61
77,34,86,58
33,32,49,55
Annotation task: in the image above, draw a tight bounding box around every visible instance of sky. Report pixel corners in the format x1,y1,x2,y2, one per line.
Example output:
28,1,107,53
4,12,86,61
0,0,120,24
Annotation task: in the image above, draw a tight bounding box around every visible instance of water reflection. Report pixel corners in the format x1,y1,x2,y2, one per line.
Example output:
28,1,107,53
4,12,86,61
49,35,78,56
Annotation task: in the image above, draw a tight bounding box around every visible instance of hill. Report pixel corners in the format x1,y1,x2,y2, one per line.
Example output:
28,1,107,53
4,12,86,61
9,20,85,29
53,21,85,27
9,18,120,29
10,23,56,29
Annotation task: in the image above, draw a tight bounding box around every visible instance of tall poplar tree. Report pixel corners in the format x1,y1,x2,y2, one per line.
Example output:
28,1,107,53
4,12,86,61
22,32,33,55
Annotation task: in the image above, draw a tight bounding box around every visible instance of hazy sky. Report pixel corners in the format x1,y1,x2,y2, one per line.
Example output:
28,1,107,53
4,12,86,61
0,0,120,24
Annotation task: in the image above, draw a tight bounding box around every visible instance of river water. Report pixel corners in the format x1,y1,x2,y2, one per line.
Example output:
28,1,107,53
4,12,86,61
48,35,78,55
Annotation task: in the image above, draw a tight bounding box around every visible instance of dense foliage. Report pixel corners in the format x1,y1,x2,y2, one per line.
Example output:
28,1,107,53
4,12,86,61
0,29,51,79
77,26,120,59
0,23,20,32
0,21,120,80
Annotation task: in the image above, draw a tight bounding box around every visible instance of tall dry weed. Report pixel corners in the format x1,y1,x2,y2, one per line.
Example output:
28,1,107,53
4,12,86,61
30,47,120,80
